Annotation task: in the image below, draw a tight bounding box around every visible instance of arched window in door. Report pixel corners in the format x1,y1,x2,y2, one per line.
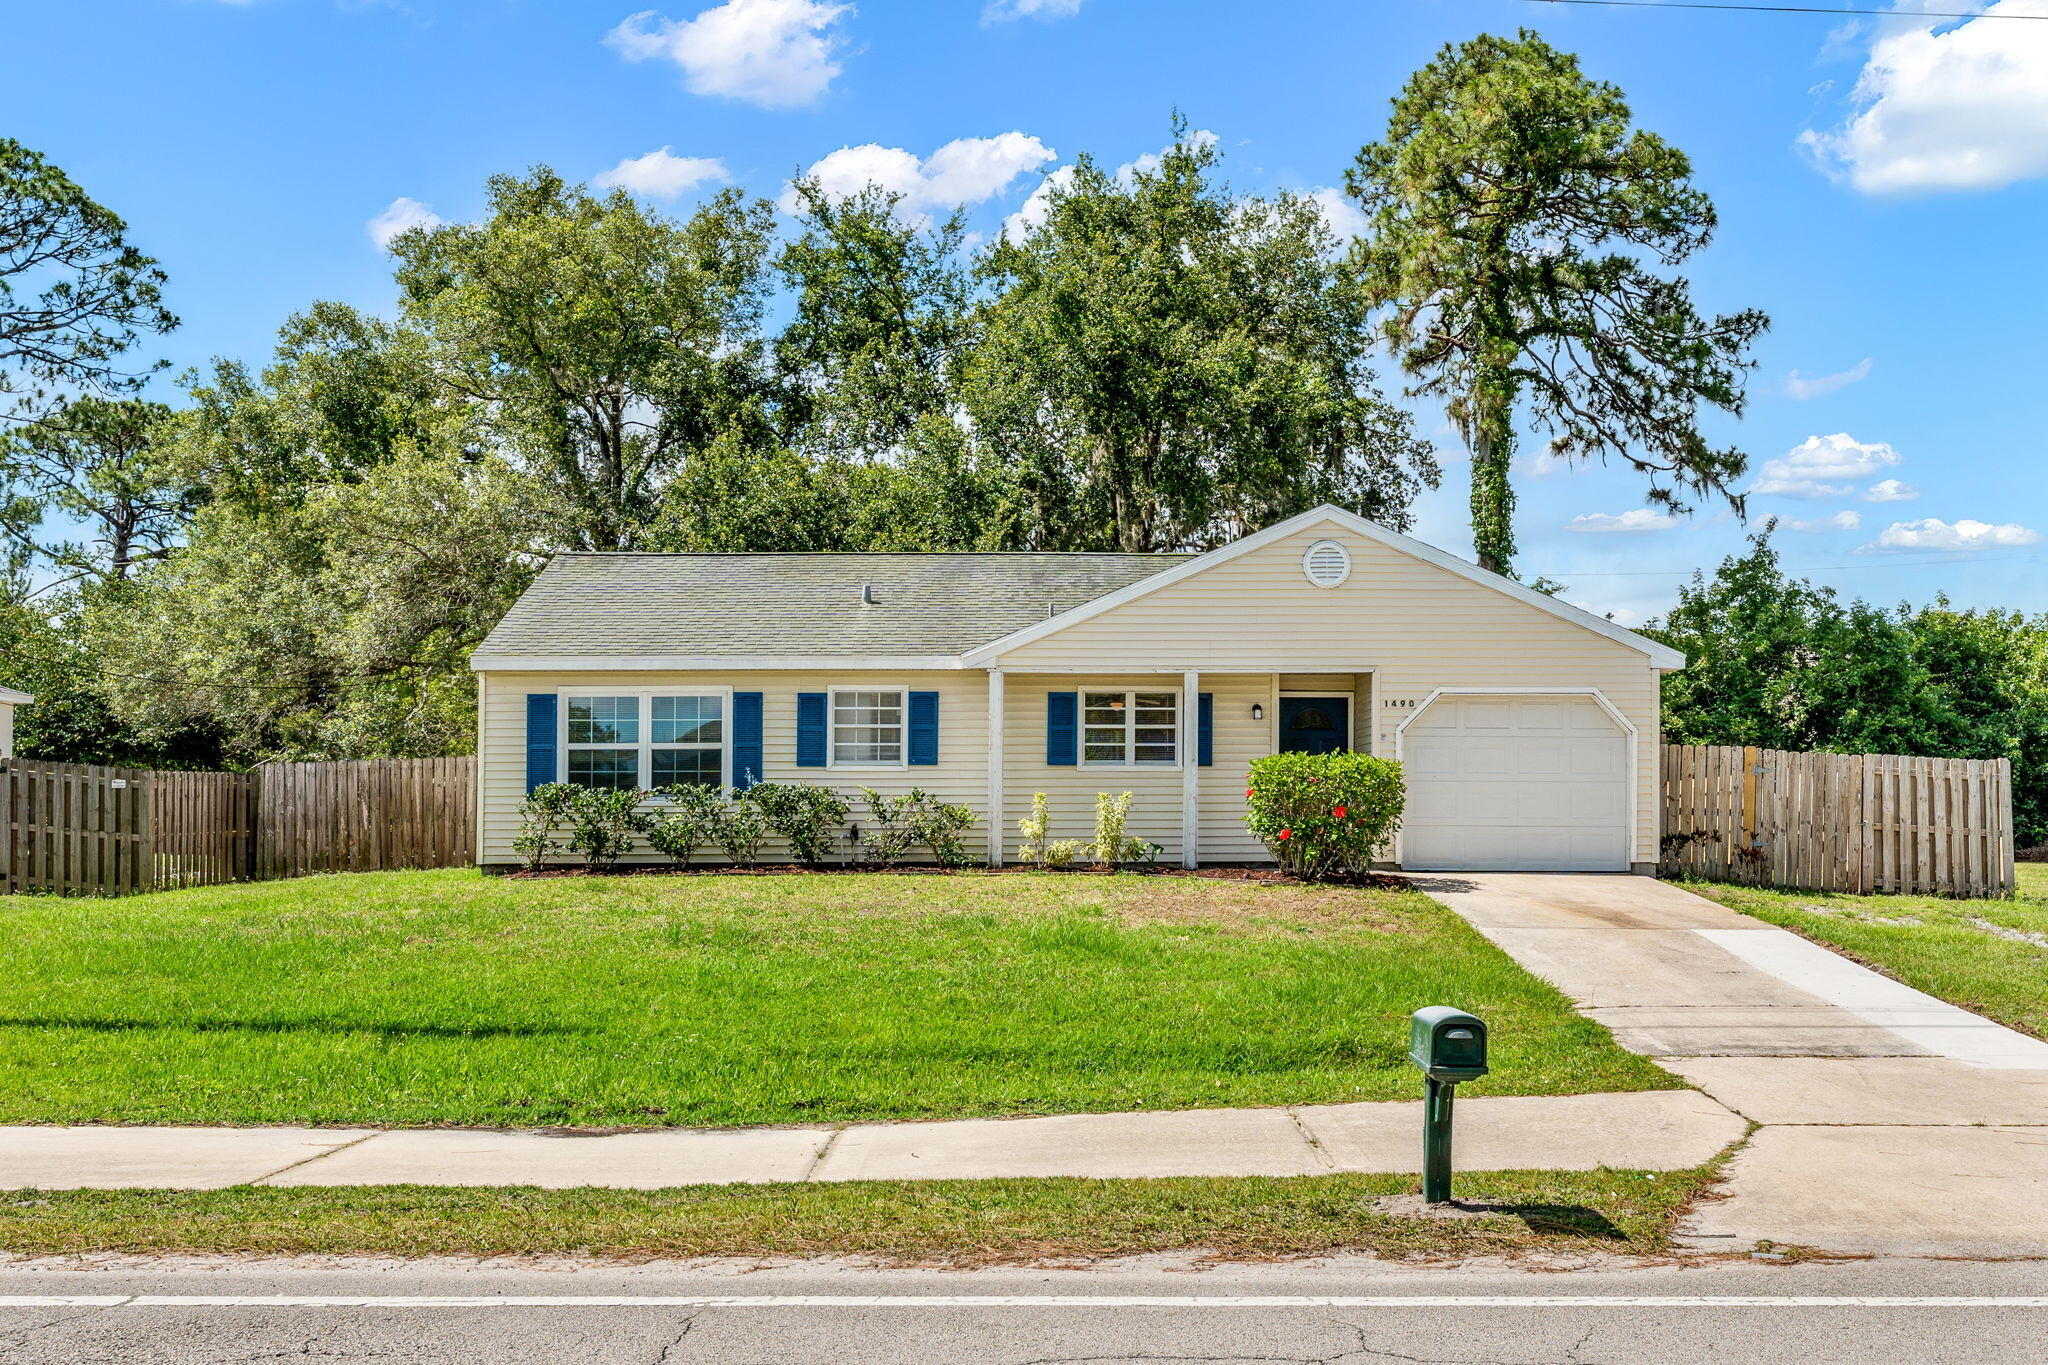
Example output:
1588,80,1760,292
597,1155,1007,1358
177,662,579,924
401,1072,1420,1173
1288,707,1333,732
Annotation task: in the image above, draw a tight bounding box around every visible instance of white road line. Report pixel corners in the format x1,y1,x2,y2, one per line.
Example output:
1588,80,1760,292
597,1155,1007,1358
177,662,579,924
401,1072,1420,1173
4,1295,2048,1309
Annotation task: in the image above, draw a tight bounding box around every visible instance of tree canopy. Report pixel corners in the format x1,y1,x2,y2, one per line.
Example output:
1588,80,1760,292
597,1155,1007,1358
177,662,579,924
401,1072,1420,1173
1346,31,1767,575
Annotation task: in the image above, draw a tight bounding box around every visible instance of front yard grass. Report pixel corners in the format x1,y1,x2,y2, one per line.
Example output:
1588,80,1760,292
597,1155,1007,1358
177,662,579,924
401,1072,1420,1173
1685,863,2048,1040
0,868,1674,1128
0,1169,1713,1265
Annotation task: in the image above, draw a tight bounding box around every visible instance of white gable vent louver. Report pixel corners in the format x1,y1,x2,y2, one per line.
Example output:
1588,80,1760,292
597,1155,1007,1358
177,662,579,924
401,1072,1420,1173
1302,538,1351,588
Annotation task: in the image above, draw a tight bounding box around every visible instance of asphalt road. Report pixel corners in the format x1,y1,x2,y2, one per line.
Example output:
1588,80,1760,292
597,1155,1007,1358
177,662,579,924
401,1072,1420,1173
4,1255,2047,1364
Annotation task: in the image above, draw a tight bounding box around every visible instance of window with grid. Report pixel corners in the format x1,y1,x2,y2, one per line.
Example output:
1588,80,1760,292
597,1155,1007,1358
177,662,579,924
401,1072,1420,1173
832,689,904,766
650,694,724,787
1082,690,1178,765
563,693,726,789
566,695,641,789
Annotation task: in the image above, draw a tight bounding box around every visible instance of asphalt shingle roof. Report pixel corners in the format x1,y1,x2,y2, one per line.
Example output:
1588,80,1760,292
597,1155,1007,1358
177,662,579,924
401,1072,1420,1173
474,552,1193,659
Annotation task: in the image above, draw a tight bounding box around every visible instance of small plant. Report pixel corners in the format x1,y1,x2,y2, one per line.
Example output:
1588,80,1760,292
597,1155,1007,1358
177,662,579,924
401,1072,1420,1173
646,783,728,867
1042,839,1082,868
748,781,851,867
855,787,921,867
567,786,651,872
711,790,769,866
1243,750,1404,880
908,790,977,867
512,782,580,873
1088,791,1151,868
1018,792,1053,867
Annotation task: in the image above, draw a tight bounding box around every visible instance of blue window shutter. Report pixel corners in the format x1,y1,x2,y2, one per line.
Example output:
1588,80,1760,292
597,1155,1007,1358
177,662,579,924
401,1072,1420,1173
796,693,828,767
908,691,939,766
1198,692,1214,767
1046,691,1078,766
524,694,558,794
732,692,764,790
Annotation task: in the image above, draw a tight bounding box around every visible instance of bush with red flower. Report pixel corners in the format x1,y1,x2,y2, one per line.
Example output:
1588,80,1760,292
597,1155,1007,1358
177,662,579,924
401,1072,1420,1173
1242,750,1404,879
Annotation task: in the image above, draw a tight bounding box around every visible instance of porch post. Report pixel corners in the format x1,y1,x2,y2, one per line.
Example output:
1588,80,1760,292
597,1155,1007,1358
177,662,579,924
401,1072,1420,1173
1182,668,1200,869
985,667,1005,867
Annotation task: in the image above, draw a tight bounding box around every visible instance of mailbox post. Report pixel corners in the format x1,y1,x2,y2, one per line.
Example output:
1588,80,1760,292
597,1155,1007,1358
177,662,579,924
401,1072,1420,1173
1408,1006,1488,1204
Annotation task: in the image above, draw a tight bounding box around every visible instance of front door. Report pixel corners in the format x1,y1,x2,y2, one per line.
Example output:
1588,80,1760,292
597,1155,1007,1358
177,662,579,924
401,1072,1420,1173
1279,697,1349,755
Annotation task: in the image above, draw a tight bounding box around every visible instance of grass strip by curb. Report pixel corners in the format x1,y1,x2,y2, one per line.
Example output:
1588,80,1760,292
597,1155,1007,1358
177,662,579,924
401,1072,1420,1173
0,1170,1715,1267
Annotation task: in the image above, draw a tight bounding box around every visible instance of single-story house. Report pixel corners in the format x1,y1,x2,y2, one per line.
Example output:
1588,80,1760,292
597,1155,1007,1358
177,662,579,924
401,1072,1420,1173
0,687,29,759
469,505,1683,873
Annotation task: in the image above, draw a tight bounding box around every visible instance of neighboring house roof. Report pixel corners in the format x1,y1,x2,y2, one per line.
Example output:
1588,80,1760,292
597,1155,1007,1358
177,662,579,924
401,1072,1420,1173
472,552,1192,665
0,687,31,704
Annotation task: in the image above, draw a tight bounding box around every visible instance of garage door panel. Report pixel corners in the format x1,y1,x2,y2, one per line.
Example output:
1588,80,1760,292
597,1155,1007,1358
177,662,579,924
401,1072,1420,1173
1401,693,1630,873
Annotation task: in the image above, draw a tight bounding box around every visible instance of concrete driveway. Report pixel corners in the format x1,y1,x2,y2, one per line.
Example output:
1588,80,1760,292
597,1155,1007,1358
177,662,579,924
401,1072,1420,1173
1414,873,2048,1258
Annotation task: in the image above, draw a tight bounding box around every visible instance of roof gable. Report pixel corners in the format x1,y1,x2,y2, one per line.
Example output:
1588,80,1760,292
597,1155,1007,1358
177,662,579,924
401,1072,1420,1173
960,506,1684,670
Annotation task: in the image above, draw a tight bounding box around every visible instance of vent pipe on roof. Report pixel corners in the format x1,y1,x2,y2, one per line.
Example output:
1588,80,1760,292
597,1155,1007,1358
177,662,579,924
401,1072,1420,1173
861,583,878,606
1046,599,1056,619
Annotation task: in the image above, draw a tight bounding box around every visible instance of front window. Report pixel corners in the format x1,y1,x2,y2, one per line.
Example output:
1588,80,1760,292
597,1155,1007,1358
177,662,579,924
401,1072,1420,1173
1083,690,1179,765
832,688,904,766
564,692,726,790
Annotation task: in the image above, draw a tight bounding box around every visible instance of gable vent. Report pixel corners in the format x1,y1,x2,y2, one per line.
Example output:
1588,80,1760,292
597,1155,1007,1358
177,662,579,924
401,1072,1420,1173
1302,539,1351,588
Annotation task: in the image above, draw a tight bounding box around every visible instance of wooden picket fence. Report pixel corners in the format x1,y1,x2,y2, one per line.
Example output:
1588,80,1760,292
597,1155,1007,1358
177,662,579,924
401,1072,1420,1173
1,756,475,896
1660,744,2015,897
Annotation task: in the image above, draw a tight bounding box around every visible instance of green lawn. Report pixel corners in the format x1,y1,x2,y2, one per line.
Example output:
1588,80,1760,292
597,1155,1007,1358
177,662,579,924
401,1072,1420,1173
1685,863,2048,1040
0,868,1674,1128
0,1169,1714,1265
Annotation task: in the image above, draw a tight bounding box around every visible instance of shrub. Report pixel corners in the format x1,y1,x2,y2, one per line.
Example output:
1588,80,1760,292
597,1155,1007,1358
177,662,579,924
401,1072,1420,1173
646,783,728,866
748,781,851,866
908,790,977,867
854,788,920,867
711,791,768,866
1243,750,1404,880
512,782,579,873
566,786,651,872
1043,839,1082,867
1088,791,1151,868
1018,792,1052,867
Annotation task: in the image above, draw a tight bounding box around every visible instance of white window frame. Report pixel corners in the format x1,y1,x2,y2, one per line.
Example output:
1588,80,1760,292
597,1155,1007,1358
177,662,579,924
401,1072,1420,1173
827,685,910,770
1079,687,1182,768
557,686,734,793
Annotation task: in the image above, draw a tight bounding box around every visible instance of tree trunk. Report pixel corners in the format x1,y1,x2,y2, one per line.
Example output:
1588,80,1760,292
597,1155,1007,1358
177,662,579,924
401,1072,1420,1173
1467,381,1516,578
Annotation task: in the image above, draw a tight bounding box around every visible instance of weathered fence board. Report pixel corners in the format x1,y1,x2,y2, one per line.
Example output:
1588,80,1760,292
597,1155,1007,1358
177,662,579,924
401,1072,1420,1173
1661,744,2014,897
2,756,475,896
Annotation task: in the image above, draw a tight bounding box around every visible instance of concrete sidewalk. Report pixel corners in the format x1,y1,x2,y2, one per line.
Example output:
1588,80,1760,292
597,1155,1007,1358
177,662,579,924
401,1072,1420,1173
0,1089,1739,1192
1416,873,2048,1258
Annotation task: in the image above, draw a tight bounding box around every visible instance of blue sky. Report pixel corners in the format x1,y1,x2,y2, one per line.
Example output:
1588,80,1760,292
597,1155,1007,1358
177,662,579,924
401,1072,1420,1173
10,0,2045,623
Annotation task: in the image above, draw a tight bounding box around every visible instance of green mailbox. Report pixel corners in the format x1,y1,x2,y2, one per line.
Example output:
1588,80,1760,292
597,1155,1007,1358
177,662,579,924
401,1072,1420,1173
1409,1005,1489,1082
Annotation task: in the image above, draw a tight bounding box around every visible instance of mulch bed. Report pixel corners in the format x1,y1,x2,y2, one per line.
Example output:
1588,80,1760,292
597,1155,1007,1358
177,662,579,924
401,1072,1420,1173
2018,845,2046,864
501,863,1408,890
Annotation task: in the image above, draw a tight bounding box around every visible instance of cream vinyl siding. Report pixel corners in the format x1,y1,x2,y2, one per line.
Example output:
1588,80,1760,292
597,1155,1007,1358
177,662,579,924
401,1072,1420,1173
1000,675,1185,863
0,701,14,758
996,525,1664,863
477,669,989,866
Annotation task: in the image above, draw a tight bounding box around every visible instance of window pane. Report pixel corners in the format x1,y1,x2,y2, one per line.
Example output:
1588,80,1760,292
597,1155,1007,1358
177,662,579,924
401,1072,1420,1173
651,748,721,788
834,691,902,763
567,748,639,789
568,696,638,744
652,695,722,745
1133,692,1176,710
1084,743,1126,762
1135,727,1175,746
1134,745,1176,763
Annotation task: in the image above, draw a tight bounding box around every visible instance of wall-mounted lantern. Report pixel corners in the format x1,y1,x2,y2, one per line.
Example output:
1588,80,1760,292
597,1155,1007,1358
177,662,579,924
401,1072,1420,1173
1251,703,1265,721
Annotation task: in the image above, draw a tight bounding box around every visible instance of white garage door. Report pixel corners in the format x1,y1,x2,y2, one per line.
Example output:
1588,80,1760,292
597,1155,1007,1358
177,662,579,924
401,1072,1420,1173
1400,693,1631,872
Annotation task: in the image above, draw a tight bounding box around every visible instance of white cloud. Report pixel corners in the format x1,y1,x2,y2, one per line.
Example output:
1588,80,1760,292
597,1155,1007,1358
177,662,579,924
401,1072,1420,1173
1305,187,1368,245
1565,509,1680,534
366,197,442,248
1785,357,1872,399
1801,2,2048,193
982,0,1082,21
1865,517,2042,552
592,147,731,199
1864,477,1920,502
783,133,1055,218
1750,432,1902,498
1782,510,1863,533
605,0,850,110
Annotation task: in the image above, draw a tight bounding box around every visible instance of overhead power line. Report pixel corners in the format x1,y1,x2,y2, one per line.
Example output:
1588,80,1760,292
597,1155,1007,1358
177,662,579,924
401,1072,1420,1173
1520,0,2048,20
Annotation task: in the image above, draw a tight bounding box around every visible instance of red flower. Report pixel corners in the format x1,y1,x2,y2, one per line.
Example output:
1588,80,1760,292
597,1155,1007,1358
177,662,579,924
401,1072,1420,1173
1332,805,1347,819
1277,828,1292,840
1245,787,1255,798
